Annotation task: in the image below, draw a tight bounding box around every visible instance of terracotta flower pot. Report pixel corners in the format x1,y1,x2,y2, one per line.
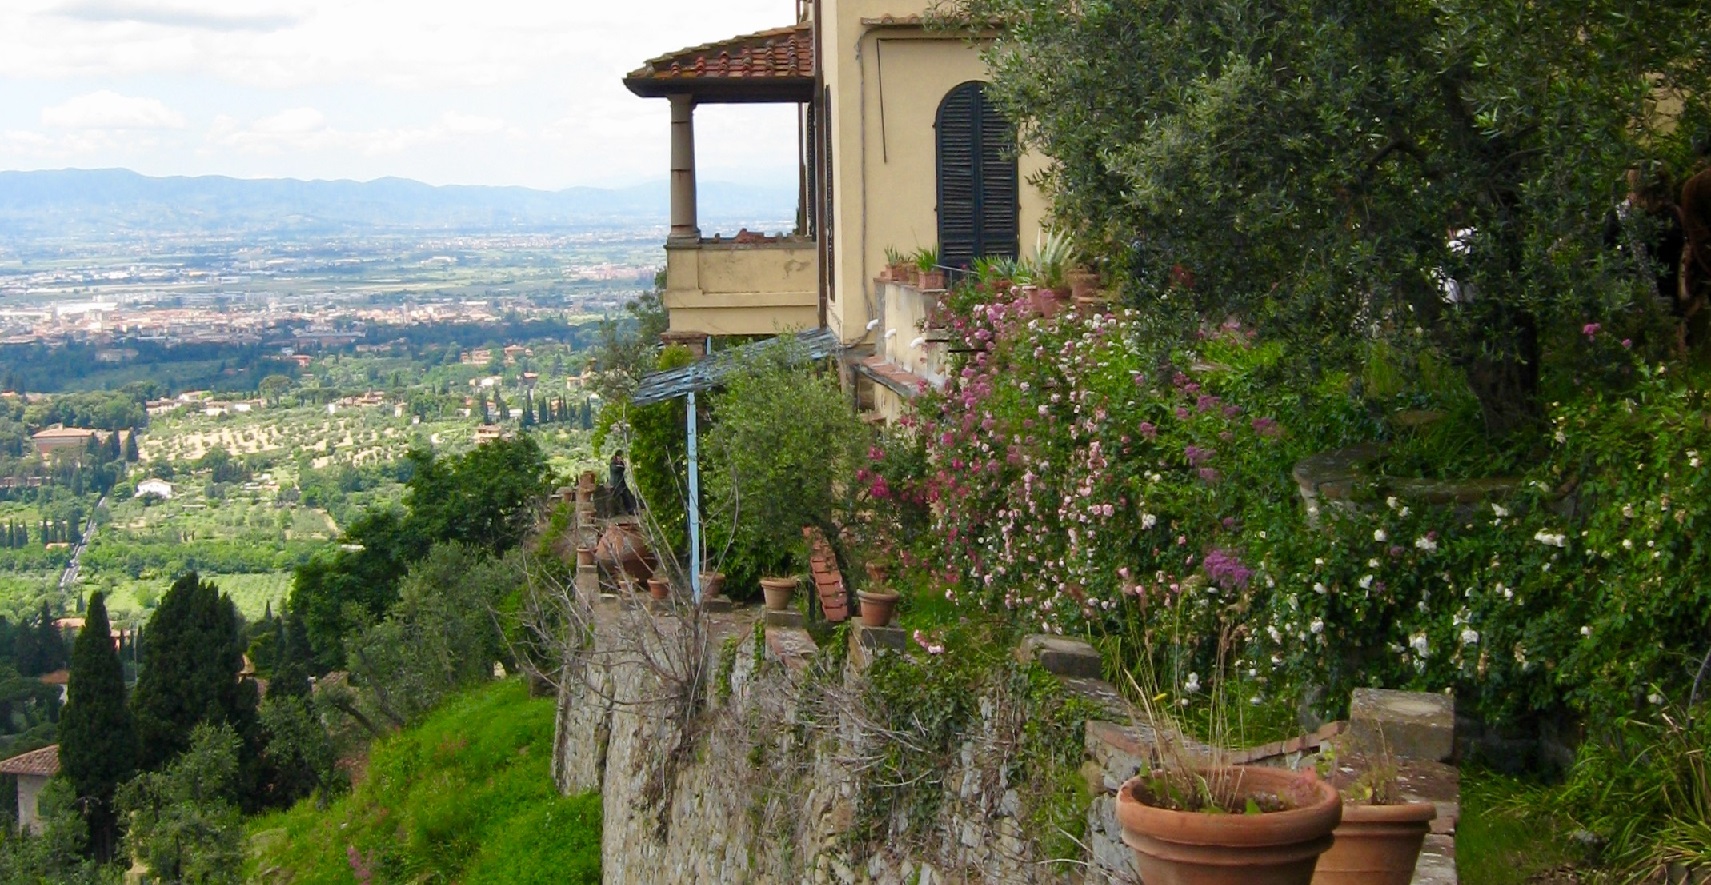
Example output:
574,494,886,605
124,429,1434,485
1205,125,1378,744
1116,766,1342,885
699,571,726,599
760,576,798,611
594,518,655,583
1311,801,1436,885
578,469,597,494
1068,268,1101,300
919,269,947,291
857,589,900,627
647,578,671,601
575,546,595,567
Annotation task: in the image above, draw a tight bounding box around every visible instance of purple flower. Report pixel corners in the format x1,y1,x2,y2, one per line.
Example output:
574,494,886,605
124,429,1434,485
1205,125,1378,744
1582,323,1601,339
1251,416,1280,437
1202,547,1253,590
1184,444,1216,466
1196,394,1220,413
1198,467,1220,483
1138,421,1158,440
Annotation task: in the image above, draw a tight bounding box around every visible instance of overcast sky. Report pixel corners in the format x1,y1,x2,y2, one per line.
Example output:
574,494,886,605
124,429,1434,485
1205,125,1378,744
0,0,803,190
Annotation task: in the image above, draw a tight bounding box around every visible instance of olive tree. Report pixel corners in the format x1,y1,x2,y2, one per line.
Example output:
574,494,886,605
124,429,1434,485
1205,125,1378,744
957,0,1711,434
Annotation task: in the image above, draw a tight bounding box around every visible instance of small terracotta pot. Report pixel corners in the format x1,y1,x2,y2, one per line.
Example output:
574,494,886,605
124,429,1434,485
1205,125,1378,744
1068,268,1100,300
575,546,595,567
857,589,900,627
578,469,597,493
1311,801,1436,885
1116,766,1342,885
919,270,947,291
647,578,671,601
699,571,726,598
759,576,798,611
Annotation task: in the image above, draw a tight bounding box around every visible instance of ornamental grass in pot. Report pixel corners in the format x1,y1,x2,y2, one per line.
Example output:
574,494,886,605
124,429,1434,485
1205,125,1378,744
1311,745,1437,885
1113,589,1341,884
1117,765,1342,885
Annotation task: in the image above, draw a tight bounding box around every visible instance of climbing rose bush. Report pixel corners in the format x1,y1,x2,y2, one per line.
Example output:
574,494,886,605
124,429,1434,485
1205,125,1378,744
875,285,1711,725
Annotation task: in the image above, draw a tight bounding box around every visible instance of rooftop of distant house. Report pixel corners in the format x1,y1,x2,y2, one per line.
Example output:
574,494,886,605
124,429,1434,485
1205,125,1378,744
0,744,58,778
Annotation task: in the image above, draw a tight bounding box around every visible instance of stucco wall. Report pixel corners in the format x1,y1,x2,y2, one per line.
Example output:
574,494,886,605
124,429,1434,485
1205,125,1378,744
16,773,46,835
663,240,820,335
822,3,1050,348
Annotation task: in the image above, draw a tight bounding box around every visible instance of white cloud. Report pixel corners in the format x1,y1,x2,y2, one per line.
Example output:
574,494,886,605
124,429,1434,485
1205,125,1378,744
208,108,519,158
41,90,185,129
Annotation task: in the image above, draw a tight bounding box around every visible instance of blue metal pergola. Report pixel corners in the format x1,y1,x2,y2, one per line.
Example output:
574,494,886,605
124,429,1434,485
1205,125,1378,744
629,327,843,602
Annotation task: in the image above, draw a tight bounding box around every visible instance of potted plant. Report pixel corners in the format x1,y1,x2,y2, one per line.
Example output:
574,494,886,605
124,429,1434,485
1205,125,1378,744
1116,765,1343,885
699,570,727,599
880,247,907,283
760,575,799,610
915,247,946,291
856,553,900,626
1311,746,1437,885
1033,230,1076,315
575,546,596,567
857,587,900,626
647,577,672,601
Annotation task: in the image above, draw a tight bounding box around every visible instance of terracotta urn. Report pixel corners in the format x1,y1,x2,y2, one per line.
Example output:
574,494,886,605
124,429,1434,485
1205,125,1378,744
759,576,798,611
857,589,900,627
578,469,597,494
594,518,655,583
1116,766,1342,885
647,578,671,601
1068,268,1101,300
1311,801,1437,885
699,571,727,599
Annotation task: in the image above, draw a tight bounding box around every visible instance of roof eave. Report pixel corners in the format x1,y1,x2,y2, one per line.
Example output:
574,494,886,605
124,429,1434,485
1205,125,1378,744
623,76,816,104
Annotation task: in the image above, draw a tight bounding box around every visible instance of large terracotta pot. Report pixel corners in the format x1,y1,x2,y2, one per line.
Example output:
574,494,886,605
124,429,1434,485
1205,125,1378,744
1116,766,1342,885
857,589,900,627
594,518,655,583
699,571,726,599
760,576,798,611
1311,801,1436,885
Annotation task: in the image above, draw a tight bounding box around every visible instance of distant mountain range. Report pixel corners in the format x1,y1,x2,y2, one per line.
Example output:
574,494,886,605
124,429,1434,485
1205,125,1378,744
0,168,799,237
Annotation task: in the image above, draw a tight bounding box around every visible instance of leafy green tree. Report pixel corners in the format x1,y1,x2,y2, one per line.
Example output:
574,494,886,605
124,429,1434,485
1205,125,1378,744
58,592,136,861
117,723,243,885
339,543,513,732
288,510,427,670
0,780,108,884
255,695,337,809
130,573,259,777
957,0,1711,435
704,340,871,593
403,435,553,555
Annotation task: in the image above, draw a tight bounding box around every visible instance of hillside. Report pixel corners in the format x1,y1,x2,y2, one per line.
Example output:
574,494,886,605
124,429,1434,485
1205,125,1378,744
0,168,798,236
245,680,600,884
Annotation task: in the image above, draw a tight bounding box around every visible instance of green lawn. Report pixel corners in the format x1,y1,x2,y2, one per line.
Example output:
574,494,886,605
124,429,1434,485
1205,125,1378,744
245,679,600,884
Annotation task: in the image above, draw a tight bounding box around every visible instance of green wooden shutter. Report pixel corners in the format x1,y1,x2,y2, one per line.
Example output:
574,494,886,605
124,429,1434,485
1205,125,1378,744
936,82,1019,270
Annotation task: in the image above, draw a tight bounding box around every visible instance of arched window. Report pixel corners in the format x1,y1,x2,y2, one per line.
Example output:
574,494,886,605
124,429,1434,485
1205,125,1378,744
936,82,1019,269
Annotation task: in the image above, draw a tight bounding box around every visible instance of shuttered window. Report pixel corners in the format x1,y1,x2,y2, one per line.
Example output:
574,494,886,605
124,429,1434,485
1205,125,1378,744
936,82,1019,270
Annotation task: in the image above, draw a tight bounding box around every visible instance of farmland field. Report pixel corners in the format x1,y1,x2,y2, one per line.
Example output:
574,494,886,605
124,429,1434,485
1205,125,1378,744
3,341,600,628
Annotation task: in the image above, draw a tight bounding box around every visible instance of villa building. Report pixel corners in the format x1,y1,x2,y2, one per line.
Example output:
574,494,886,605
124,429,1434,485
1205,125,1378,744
625,0,1050,416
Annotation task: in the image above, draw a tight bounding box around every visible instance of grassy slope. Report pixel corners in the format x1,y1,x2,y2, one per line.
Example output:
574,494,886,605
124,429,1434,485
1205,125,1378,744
245,679,600,884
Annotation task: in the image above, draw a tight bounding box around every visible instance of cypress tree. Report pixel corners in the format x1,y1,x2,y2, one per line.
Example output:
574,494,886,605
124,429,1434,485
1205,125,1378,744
60,592,137,861
123,430,139,462
131,572,259,772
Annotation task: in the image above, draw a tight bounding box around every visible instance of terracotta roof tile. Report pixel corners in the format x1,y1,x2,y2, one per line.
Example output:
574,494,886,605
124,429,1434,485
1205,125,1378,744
802,526,848,623
626,25,814,101
0,744,58,777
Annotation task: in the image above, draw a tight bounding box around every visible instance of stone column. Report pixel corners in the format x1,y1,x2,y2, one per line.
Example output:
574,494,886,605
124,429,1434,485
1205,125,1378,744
669,94,699,243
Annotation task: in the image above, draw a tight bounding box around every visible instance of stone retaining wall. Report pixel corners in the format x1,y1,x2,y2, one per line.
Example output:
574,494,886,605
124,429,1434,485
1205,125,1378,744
553,596,1458,884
